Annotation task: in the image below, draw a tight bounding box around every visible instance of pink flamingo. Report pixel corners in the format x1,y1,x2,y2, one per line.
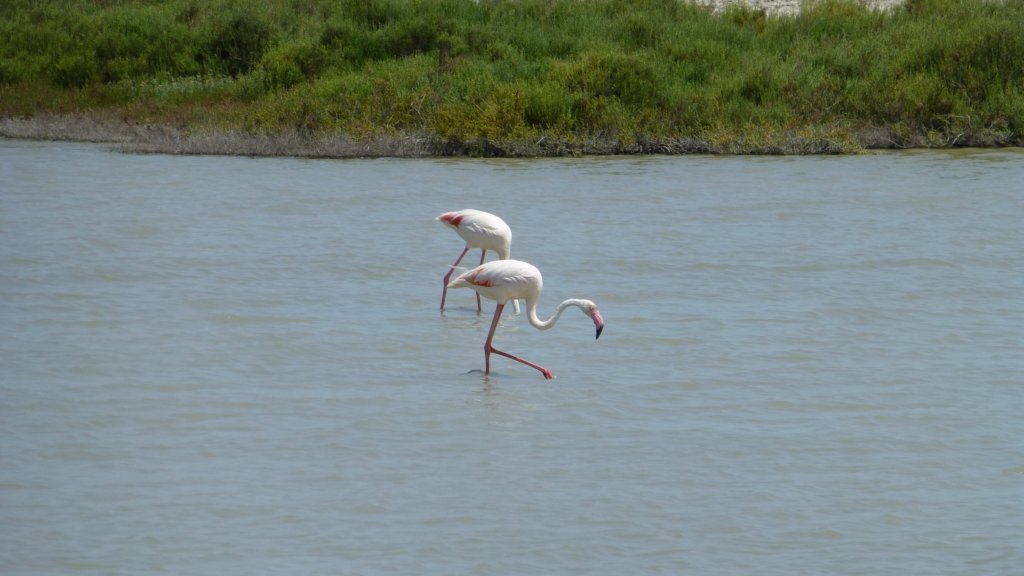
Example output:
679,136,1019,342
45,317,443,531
437,209,515,313
447,259,604,379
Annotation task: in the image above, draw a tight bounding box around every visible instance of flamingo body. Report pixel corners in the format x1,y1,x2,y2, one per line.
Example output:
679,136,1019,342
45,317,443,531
437,209,513,312
438,209,512,259
448,259,541,304
448,259,604,379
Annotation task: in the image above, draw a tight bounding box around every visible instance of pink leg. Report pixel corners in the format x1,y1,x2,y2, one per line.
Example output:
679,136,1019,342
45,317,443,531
483,304,554,380
475,249,486,313
441,246,470,310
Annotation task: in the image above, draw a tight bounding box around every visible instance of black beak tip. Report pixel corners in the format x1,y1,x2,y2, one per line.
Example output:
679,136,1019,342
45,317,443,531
596,325,604,340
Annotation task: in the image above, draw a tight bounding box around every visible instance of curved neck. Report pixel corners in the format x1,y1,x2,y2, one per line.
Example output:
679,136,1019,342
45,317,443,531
526,298,590,331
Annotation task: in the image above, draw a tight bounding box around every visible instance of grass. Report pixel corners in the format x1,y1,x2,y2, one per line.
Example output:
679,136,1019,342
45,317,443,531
1,0,1022,156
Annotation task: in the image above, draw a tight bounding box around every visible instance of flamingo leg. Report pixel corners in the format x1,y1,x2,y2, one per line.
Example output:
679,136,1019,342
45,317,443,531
483,303,502,375
483,303,554,380
441,246,470,311
475,249,486,313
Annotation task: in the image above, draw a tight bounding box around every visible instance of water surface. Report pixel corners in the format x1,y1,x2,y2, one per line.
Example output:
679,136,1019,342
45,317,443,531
1,140,1022,575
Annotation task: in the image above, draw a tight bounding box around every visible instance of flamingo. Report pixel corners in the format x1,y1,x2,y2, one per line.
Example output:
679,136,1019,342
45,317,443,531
447,259,604,379
437,209,518,313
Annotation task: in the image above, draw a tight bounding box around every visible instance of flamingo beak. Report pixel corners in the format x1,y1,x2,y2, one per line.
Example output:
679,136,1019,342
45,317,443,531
593,310,604,340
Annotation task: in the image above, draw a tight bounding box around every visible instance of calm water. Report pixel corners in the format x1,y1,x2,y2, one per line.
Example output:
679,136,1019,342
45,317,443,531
1,139,1021,575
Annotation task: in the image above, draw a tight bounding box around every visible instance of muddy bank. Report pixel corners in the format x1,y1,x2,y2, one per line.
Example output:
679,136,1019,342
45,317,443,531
4,112,1018,157
0,113,1007,157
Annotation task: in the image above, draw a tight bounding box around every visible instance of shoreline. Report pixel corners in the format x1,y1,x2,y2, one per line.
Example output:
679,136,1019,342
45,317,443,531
2,113,1018,158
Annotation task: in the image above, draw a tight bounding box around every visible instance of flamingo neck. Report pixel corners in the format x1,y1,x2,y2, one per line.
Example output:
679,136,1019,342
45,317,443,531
526,298,590,331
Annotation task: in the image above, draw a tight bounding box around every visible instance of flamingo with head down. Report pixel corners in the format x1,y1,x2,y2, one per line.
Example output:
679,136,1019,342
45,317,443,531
447,259,604,379
437,209,516,313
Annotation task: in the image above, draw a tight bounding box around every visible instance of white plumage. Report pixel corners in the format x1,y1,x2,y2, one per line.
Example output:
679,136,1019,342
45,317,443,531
448,259,604,379
437,209,514,312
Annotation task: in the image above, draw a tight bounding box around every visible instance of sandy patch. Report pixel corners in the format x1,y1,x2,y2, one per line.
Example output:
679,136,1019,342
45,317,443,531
709,0,904,14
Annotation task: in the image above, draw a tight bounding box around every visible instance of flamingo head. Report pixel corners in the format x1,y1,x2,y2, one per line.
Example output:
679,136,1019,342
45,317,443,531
437,212,463,228
586,302,604,340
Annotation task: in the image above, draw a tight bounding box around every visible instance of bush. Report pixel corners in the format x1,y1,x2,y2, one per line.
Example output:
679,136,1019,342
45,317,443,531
207,11,273,77
553,51,660,108
261,40,327,88
92,6,195,81
523,81,573,129
53,51,97,88
382,14,443,57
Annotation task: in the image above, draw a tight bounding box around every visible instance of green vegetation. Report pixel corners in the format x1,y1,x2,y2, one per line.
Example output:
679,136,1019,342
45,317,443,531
1,0,1022,155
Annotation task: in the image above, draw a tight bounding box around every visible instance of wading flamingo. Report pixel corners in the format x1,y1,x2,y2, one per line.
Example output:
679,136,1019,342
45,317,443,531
447,259,604,379
437,209,518,313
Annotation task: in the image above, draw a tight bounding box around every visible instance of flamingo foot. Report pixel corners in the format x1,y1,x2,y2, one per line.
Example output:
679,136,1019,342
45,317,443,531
488,346,554,380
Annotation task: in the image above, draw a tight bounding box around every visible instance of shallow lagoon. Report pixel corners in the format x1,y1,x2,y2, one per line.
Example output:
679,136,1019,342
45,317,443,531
2,140,1021,575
